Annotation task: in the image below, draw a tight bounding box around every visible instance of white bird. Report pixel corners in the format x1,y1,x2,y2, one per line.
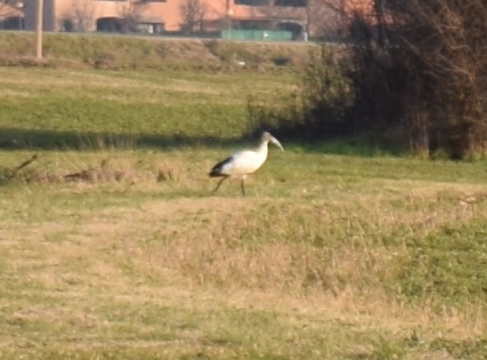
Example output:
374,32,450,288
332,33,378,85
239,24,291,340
209,131,284,196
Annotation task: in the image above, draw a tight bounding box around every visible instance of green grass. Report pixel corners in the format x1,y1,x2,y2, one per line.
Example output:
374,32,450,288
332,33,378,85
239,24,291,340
0,66,298,149
1,45,487,359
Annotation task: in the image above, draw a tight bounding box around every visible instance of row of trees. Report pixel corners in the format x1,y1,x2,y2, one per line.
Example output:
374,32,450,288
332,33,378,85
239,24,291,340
0,0,352,37
0,0,23,20
0,0,207,33
66,0,210,34
252,0,487,159
346,0,487,158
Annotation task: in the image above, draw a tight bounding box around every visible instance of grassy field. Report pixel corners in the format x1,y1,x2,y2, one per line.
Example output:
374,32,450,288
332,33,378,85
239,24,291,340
1,35,487,359
0,31,312,72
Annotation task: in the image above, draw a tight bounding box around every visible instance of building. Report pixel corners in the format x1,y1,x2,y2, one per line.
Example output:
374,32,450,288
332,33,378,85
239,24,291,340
22,0,167,33
0,1,25,29
19,0,370,38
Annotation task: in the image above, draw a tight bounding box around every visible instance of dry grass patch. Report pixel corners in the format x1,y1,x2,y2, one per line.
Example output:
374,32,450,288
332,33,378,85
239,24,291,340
2,150,487,358
0,149,191,187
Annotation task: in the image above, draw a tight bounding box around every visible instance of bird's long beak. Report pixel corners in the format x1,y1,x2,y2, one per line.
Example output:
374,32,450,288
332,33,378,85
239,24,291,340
270,136,284,152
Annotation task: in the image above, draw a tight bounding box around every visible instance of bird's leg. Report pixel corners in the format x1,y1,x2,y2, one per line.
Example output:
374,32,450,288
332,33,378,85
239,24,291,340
240,176,246,197
213,176,228,193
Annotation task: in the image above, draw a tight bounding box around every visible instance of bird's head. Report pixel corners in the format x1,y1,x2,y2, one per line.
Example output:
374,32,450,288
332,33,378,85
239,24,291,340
262,131,284,152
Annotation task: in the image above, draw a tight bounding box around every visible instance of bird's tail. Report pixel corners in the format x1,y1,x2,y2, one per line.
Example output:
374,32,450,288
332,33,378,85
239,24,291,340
209,157,230,177
209,168,223,177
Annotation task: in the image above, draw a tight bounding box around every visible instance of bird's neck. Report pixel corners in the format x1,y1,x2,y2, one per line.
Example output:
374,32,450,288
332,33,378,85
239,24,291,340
257,140,269,154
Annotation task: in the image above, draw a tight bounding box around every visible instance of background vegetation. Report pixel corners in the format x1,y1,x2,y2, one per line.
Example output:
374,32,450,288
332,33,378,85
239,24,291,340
1,31,487,359
0,31,312,72
248,0,487,160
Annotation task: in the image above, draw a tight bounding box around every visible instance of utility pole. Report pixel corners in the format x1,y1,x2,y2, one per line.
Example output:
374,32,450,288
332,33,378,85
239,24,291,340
305,0,310,41
16,2,24,30
36,0,43,59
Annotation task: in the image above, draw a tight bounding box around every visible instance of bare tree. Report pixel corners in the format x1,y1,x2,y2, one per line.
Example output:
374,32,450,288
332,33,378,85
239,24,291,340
60,2,95,32
0,0,21,15
307,0,346,39
406,1,486,157
117,0,150,33
179,0,207,33
333,0,487,158
376,0,487,158
267,0,487,157
0,0,23,26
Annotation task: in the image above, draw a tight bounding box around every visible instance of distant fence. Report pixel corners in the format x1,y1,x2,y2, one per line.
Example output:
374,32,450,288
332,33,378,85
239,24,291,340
221,29,293,42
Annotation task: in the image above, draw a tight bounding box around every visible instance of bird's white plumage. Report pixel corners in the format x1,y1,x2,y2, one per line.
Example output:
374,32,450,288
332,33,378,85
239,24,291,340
218,146,269,176
209,132,283,195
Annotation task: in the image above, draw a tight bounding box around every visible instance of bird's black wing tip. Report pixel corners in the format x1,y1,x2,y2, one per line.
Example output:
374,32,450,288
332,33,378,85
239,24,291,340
209,170,222,177
209,157,232,177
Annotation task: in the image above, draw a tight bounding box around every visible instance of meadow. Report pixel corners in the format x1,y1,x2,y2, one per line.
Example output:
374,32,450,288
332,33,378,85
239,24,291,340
1,33,487,359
